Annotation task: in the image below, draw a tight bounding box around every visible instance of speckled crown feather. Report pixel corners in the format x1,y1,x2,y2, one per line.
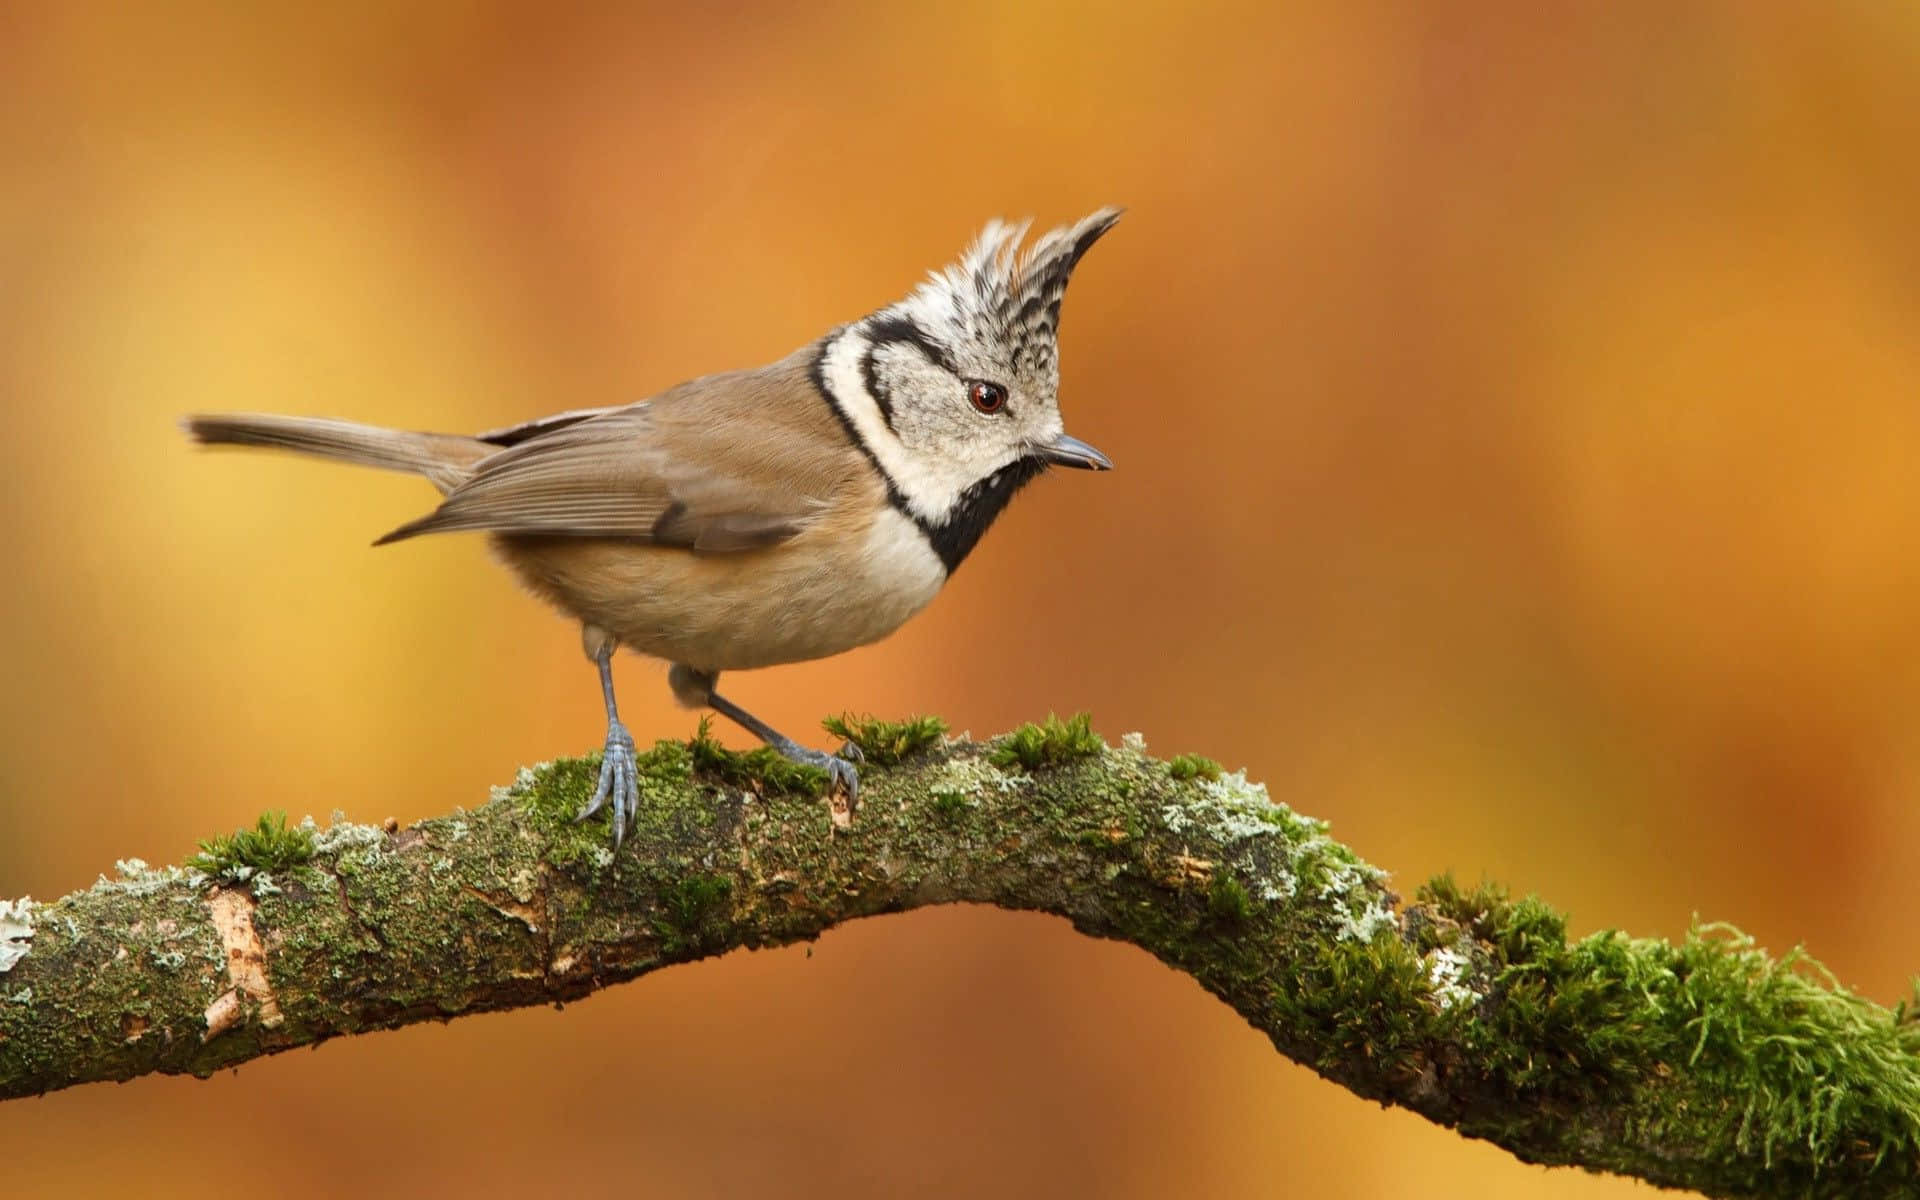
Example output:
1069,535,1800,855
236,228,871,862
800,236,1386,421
901,207,1123,380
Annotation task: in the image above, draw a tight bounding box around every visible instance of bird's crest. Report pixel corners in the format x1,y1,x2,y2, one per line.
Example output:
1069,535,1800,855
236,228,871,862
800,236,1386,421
898,207,1123,380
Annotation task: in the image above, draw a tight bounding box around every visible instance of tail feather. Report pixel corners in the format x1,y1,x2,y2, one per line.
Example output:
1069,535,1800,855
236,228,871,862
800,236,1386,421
184,414,489,493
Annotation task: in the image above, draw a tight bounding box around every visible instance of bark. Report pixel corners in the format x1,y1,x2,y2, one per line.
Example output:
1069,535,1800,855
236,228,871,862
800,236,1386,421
1,723,1915,1198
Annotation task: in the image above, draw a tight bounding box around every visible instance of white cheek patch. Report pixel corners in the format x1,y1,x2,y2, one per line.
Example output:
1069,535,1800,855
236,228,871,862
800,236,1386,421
821,326,990,525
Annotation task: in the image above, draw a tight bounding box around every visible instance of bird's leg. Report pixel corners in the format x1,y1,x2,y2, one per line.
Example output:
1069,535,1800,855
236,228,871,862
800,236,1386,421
667,664,860,802
577,626,640,845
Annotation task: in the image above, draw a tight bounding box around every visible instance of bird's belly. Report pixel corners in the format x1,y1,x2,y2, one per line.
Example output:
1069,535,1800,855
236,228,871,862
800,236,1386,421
494,507,947,671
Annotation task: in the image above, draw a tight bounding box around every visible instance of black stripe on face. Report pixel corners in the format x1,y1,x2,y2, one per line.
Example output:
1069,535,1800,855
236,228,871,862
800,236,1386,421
809,332,1039,576
858,346,891,427
861,315,959,430
810,331,921,526
866,314,961,374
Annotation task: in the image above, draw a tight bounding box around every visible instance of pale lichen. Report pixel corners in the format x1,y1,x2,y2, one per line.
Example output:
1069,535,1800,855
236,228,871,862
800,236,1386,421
1425,944,1477,1010
1157,768,1308,901
927,755,1031,798
1315,859,1399,942
488,763,545,805
94,860,207,898
1254,871,1297,903
0,897,33,974
306,813,386,856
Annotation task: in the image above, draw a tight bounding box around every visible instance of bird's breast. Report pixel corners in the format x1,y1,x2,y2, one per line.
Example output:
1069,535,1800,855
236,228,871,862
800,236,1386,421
725,505,948,669
494,506,948,672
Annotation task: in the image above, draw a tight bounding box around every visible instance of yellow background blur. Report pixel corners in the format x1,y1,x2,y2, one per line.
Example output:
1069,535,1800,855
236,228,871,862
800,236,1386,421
3,3,1918,1196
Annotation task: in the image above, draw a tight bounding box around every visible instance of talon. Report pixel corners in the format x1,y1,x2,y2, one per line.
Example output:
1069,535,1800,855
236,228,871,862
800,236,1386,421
702,683,863,822
579,720,641,849
828,758,860,809
835,740,865,765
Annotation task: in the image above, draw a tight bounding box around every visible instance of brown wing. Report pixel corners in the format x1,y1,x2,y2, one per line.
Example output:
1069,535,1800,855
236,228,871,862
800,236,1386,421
375,351,857,552
471,406,623,448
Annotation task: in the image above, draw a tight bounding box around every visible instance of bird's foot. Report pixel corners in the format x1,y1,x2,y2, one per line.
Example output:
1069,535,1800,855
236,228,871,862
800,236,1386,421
578,720,640,846
769,736,860,807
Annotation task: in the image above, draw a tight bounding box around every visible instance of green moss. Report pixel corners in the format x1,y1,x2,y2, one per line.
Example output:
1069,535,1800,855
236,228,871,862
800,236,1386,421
822,713,948,766
1254,871,1920,1187
1413,876,1920,1183
689,718,829,795
988,712,1104,770
516,723,829,823
188,811,315,878
1269,930,1441,1079
1168,753,1223,782
1208,874,1252,923
510,724,826,865
929,789,971,821
1896,985,1920,1031
1074,819,1140,850
653,874,735,955
509,743,709,865
512,755,617,826
1420,873,1566,965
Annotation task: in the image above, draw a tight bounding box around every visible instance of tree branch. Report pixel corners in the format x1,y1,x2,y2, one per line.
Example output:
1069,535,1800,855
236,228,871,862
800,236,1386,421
2,719,1915,1197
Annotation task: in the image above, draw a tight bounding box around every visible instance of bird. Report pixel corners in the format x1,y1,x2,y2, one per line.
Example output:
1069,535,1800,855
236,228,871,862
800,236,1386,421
185,207,1120,845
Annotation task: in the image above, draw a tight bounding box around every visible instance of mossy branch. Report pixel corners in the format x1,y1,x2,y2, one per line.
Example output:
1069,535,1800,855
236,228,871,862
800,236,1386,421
2,718,1915,1197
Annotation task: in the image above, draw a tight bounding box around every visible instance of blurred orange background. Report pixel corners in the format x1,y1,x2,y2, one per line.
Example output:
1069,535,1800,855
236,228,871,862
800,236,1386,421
3,3,1918,1196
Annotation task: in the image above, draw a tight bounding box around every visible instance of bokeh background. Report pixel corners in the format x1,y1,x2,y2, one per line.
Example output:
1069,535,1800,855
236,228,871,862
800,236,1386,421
4,2,1918,1196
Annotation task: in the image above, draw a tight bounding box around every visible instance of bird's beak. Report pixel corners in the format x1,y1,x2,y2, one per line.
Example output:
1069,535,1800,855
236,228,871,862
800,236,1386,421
1036,433,1113,471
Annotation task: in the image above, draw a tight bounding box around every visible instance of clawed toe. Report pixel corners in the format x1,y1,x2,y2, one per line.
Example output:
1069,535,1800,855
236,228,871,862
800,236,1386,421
825,756,860,807
578,716,862,848
768,740,861,808
579,721,641,846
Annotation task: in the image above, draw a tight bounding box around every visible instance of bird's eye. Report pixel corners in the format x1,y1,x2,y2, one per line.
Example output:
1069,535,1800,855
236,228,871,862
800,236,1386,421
968,381,1008,414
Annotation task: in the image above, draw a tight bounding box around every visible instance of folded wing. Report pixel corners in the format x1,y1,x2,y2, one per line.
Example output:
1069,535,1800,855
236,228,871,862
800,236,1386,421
377,371,850,553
